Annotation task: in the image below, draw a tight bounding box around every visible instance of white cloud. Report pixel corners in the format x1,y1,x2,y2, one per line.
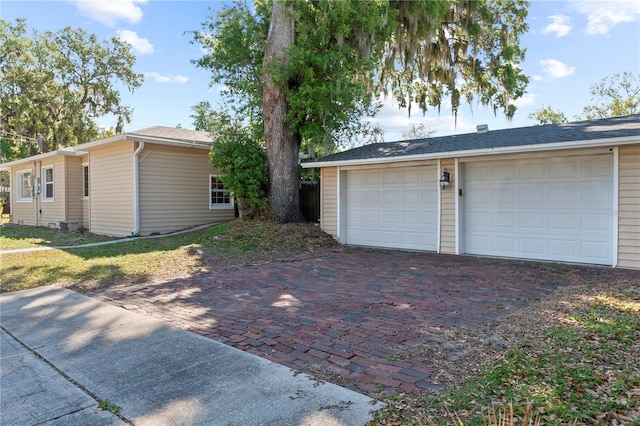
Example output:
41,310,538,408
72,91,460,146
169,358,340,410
540,15,572,37
144,72,189,84
539,59,576,79
116,30,154,55
75,0,147,27
513,93,539,107
365,97,475,142
573,0,640,35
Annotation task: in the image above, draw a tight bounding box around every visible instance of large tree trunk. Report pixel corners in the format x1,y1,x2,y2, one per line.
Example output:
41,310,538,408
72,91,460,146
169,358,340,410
262,0,302,223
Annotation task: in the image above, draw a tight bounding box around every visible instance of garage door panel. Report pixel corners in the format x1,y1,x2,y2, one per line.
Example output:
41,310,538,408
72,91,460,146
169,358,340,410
583,158,611,177
493,164,517,180
493,212,516,228
346,166,437,251
582,214,611,231
401,190,420,204
550,185,577,203
520,162,546,179
493,236,516,252
549,239,576,257
550,160,578,178
520,238,544,255
549,213,576,230
582,185,610,203
519,187,544,203
520,213,544,229
464,154,613,265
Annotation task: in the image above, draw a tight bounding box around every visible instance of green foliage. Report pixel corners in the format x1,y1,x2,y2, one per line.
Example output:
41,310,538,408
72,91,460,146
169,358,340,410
528,105,568,125
191,1,270,122
207,113,268,214
193,0,529,150
580,71,640,120
0,18,143,157
98,400,121,415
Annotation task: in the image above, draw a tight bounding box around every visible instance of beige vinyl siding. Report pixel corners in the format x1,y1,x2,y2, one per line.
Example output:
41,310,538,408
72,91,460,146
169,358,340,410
38,157,66,227
65,156,83,223
618,145,640,269
138,144,234,235
82,199,90,229
81,155,90,229
439,158,456,254
88,141,135,237
10,164,36,226
320,167,338,238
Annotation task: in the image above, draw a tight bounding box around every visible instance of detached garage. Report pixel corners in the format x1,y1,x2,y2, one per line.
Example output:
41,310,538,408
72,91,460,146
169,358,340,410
303,114,640,270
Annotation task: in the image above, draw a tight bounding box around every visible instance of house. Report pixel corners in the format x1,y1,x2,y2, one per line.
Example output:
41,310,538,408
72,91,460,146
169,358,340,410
302,114,640,270
0,127,236,237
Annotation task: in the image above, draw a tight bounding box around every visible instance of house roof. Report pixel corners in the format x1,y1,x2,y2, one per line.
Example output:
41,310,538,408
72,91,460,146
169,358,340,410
126,126,212,144
303,114,640,167
0,126,213,170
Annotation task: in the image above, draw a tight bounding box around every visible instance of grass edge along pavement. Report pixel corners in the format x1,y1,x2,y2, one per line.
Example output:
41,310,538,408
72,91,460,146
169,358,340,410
0,220,340,293
370,282,640,425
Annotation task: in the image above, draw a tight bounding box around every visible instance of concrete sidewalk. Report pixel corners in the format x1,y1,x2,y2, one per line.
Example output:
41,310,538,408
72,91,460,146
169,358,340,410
0,286,382,425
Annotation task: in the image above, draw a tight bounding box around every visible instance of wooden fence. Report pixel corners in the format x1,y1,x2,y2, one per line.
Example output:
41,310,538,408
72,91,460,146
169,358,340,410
299,181,320,222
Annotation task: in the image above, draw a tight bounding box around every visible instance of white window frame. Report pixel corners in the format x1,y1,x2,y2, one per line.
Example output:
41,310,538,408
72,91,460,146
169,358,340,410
209,174,234,210
17,169,33,202
42,165,54,202
82,163,89,199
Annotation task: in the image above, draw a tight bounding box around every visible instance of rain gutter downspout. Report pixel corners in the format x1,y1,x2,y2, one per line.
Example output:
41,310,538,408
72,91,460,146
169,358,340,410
132,140,144,236
32,161,38,226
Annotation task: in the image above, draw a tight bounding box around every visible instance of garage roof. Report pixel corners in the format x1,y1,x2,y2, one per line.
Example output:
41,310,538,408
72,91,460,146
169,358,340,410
303,114,640,167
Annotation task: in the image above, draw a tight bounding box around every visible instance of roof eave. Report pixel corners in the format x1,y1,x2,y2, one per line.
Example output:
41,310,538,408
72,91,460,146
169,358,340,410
76,133,212,150
0,148,83,170
301,135,640,168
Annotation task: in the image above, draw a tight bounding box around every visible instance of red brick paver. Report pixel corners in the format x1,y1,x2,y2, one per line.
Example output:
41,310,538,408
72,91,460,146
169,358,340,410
88,249,637,396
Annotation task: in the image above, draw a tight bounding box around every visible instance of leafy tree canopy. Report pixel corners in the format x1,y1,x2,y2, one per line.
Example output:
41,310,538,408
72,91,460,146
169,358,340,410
579,71,640,120
528,105,567,125
192,0,530,221
0,18,143,160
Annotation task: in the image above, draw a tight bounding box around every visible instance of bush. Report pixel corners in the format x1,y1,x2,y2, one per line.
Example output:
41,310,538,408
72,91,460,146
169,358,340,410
209,125,268,218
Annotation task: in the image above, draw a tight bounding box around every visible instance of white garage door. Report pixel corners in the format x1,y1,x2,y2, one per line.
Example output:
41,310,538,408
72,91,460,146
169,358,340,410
463,154,614,265
346,166,438,250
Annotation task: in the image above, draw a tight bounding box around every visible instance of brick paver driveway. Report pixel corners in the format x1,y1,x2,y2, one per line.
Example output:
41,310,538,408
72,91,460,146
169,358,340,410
89,248,632,395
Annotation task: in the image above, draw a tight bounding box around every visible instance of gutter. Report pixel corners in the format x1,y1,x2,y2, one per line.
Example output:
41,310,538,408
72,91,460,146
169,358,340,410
131,140,144,236
301,135,640,168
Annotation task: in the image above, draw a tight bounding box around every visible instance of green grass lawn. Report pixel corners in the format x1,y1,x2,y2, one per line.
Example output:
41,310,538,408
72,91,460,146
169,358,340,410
0,221,337,293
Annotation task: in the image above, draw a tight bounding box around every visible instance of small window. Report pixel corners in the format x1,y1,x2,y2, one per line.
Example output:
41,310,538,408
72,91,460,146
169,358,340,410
42,166,54,201
17,170,33,202
210,174,233,209
82,164,89,198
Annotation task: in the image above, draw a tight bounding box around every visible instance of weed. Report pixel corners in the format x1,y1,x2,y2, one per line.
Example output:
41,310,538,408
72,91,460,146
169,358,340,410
97,399,121,415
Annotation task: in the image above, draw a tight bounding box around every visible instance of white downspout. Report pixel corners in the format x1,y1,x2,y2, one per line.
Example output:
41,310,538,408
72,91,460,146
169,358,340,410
32,161,38,226
132,141,144,236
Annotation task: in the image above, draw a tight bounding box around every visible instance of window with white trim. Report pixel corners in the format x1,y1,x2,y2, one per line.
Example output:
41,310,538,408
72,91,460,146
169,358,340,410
82,164,89,198
17,170,33,202
210,174,233,209
42,165,54,201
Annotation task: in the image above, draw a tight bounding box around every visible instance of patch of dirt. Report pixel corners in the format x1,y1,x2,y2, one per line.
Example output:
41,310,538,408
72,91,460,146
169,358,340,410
371,272,640,422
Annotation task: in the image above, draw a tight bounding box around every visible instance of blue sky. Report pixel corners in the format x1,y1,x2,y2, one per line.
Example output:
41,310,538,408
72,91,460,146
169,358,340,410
2,0,639,143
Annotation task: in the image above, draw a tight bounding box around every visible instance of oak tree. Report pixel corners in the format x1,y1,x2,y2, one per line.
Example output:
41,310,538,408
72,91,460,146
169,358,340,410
194,0,529,222
0,18,143,157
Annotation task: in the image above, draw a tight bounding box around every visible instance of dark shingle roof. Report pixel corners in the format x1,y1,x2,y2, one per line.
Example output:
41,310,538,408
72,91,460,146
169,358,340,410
309,114,640,164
